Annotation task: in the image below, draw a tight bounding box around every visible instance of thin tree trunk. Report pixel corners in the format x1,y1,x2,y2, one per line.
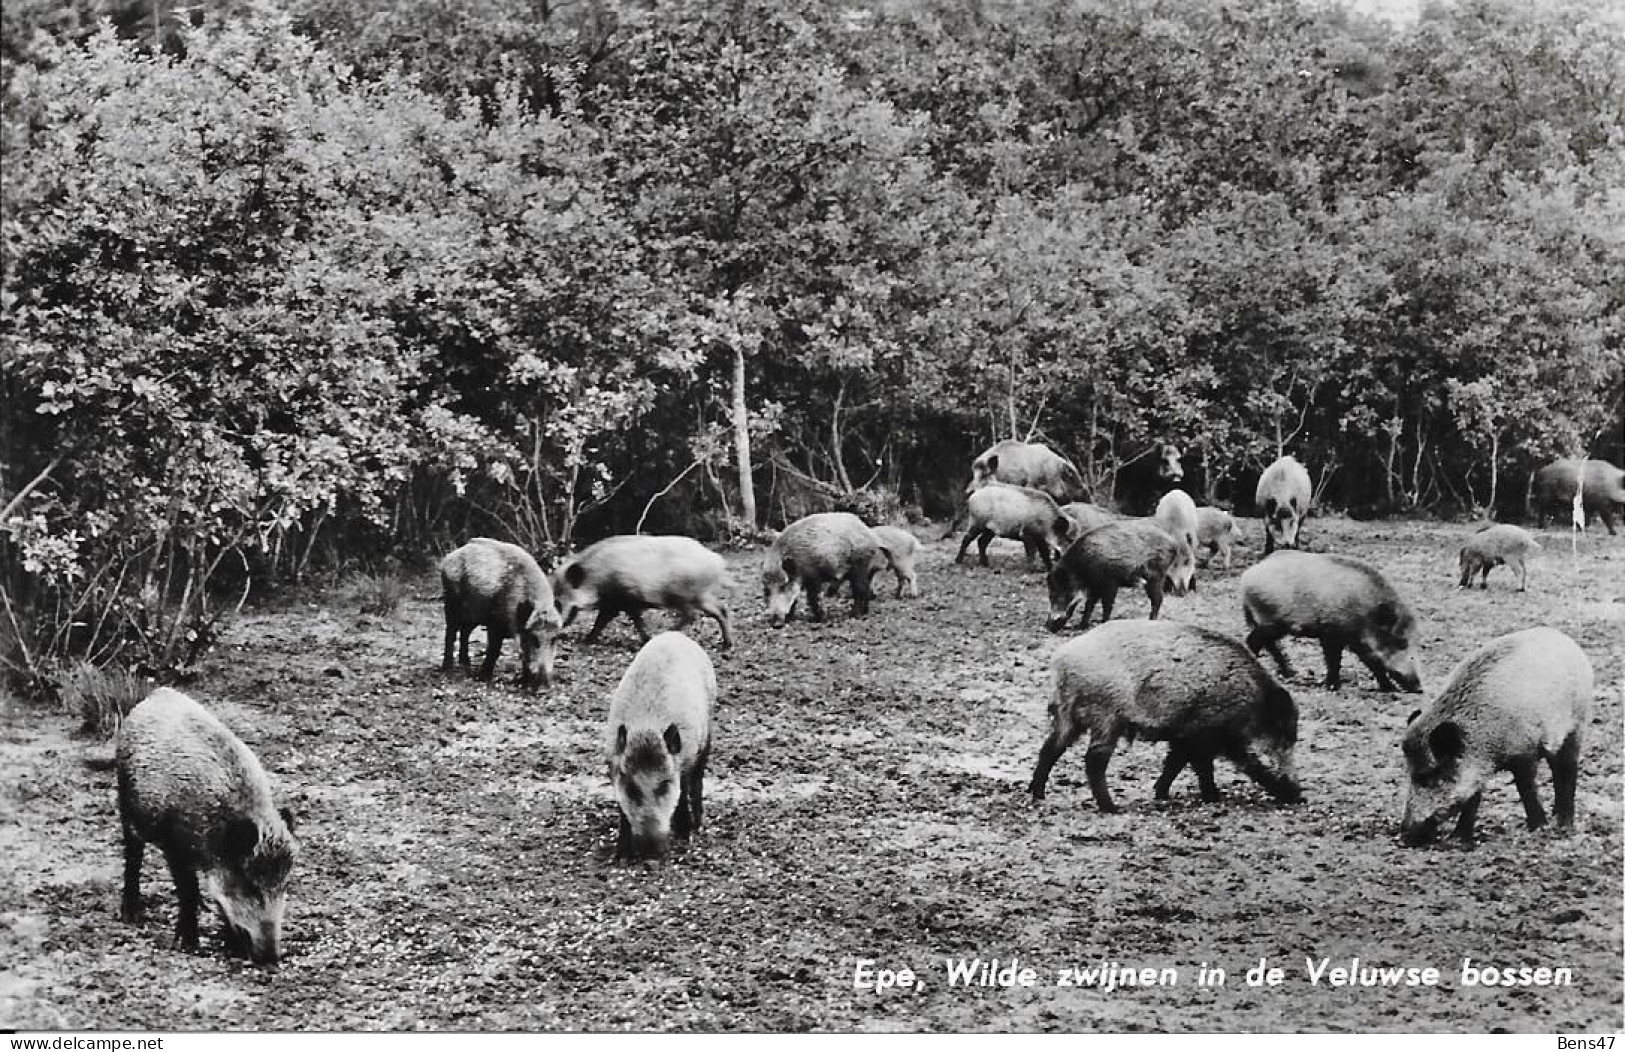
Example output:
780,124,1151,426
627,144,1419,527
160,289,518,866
733,343,757,530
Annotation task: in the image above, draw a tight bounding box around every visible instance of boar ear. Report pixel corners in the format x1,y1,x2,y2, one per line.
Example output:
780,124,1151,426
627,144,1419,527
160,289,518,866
279,807,297,834
984,455,1000,475
1428,721,1466,761
780,556,797,578
663,724,683,755
615,724,628,754
564,563,588,588
1406,708,1422,725
1053,517,1073,539
1373,601,1398,628
1263,497,1278,517
223,817,261,860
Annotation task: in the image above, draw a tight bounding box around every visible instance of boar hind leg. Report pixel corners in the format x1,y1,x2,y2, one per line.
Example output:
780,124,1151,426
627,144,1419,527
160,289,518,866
1096,585,1120,624
1451,791,1483,842
848,557,875,616
1512,557,1528,592
476,631,505,680
117,781,145,923
804,577,829,622
687,746,709,833
163,850,202,952
698,600,733,650
1319,639,1345,690
1143,578,1165,620
628,609,655,643
1154,746,1192,800
1245,624,1296,681
584,606,620,643
1084,734,1123,814
976,529,995,567
1029,723,1084,802
1550,733,1580,827
1509,757,1548,830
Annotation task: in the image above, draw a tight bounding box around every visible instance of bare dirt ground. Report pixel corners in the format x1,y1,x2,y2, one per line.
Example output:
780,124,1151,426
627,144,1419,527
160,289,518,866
2,515,1620,1033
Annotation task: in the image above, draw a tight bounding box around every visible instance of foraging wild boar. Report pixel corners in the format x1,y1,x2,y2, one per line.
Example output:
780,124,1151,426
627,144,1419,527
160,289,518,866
1531,458,1625,535
1061,502,1117,537
763,512,891,626
967,440,1088,503
441,538,560,687
1400,627,1592,845
1195,506,1244,570
869,525,921,598
1153,488,1201,594
1241,551,1422,693
1045,519,1183,631
606,632,715,861
1458,524,1540,591
116,688,298,965
1255,455,1312,554
1029,620,1302,811
552,535,733,649
955,483,1074,571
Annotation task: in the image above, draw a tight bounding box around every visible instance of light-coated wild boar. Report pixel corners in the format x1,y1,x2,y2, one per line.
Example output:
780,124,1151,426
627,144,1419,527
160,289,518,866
1045,519,1183,631
441,538,560,687
552,535,732,649
116,688,298,965
955,483,1074,571
762,512,892,626
1531,458,1625,535
1195,506,1245,569
1400,627,1592,845
1029,620,1302,811
1153,488,1201,593
868,525,921,598
1255,455,1312,554
1458,524,1540,591
605,632,715,861
1060,501,1117,537
1241,551,1422,693
967,440,1088,504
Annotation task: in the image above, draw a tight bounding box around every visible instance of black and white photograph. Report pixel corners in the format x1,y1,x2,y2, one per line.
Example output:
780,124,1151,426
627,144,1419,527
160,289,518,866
1,0,1621,1035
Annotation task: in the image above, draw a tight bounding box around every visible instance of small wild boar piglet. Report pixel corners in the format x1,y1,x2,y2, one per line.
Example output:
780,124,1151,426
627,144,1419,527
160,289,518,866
117,688,298,965
441,538,560,687
1401,627,1592,846
606,632,715,861
1030,621,1302,812
1045,519,1183,631
762,512,891,626
1255,455,1312,554
1195,506,1244,570
552,535,733,649
868,525,921,598
1241,550,1423,693
1457,523,1539,591
956,483,1074,571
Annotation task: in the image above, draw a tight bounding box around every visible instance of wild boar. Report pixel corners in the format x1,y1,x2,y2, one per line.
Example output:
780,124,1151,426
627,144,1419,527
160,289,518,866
955,483,1074,571
116,688,298,965
1153,489,1201,594
1531,458,1625,535
605,632,715,861
1045,519,1182,631
1457,524,1540,591
1255,455,1312,554
762,512,891,626
552,535,733,649
967,440,1088,504
1029,620,1302,811
1195,506,1244,570
1400,627,1592,845
869,525,921,598
441,538,560,688
1060,502,1117,537
1114,441,1188,514
1240,551,1423,693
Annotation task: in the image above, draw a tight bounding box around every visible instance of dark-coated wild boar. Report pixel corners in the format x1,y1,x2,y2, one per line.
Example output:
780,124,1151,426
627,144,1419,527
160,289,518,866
1061,502,1117,537
1255,455,1312,554
441,538,560,687
1029,620,1302,811
1458,524,1540,591
1113,442,1188,514
1531,458,1625,535
116,688,298,965
869,524,921,598
956,483,1074,571
1195,506,1244,570
1241,551,1422,693
1400,627,1592,845
967,440,1088,504
1153,488,1200,594
605,632,715,861
1045,519,1182,631
763,512,891,626
552,535,732,649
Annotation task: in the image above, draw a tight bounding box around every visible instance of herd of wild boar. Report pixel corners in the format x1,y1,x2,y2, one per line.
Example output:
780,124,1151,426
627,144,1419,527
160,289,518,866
106,448,1621,966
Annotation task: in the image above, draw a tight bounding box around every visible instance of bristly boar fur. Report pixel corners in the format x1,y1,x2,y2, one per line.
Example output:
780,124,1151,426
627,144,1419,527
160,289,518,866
1153,488,1200,594
955,483,1074,571
1457,523,1540,591
1241,551,1423,693
605,632,715,861
1061,502,1117,537
1029,620,1302,812
868,525,921,598
1400,627,1592,845
967,440,1088,504
441,538,561,687
1045,518,1181,631
1530,458,1625,535
1255,455,1312,554
762,512,893,626
116,687,298,965
1195,506,1243,570
552,535,733,649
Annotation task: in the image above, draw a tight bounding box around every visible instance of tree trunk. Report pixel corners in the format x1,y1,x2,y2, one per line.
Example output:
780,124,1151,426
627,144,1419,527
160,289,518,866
733,342,757,530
